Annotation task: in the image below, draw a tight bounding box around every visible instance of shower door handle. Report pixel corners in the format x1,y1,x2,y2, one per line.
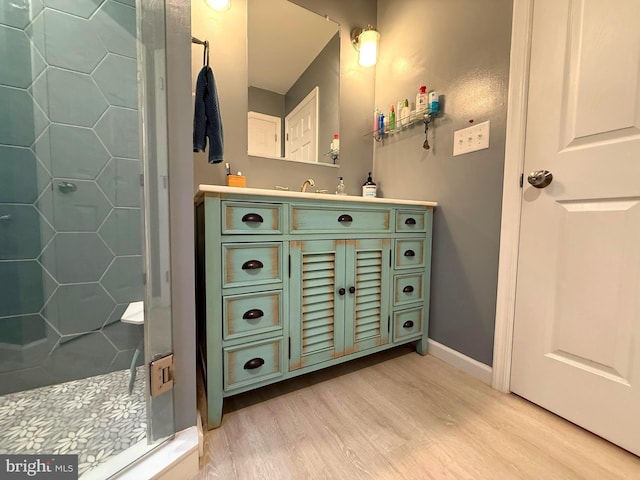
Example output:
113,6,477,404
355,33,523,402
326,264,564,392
58,181,77,193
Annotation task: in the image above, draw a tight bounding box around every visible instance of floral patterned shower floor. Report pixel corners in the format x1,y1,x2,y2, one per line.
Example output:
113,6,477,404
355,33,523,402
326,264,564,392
0,367,146,477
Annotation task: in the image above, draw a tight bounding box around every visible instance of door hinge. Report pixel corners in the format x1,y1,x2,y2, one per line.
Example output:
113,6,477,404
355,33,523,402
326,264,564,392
140,174,144,186
519,173,524,188
286,133,289,141
389,250,392,267
288,254,291,278
288,337,291,359
150,353,174,397
388,315,390,333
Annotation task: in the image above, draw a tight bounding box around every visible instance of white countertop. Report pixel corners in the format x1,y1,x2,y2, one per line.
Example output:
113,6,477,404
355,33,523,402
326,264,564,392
197,185,438,207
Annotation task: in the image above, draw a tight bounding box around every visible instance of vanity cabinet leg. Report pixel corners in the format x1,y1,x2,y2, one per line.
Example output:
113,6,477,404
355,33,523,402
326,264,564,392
416,336,428,356
207,360,224,429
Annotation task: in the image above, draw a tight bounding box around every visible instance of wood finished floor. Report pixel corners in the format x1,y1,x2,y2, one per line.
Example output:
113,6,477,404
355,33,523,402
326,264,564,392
195,346,640,479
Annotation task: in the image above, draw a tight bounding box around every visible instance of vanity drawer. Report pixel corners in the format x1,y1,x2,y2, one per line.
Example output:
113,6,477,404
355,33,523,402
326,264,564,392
224,337,283,391
222,201,283,235
396,210,428,233
393,306,423,342
393,272,424,306
394,239,426,270
290,206,390,234
223,291,282,341
222,242,282,288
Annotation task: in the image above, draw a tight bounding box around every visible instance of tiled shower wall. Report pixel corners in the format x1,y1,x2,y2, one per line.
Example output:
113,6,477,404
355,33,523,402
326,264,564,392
0,0,144,395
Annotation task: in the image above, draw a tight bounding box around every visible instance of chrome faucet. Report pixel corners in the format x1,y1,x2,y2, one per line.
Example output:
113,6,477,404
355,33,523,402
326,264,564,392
300,178,315,192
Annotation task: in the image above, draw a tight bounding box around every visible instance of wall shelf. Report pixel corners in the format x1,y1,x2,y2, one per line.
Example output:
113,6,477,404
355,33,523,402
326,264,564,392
367,111,435,142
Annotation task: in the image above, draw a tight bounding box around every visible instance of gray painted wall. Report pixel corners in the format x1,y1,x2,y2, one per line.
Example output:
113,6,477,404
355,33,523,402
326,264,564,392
192,0,377,195
166,0,196,431
249,86,285,119
373,0,513,366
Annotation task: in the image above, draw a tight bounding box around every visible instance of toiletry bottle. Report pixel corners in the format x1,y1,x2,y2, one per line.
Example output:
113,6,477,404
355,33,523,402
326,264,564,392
389,105,396,131
378,113,385,137
362,172,377,198
336,176,347,196
416,85,428,113
373,108,380,134
400,99,410,127
428,91,439,115
330,134,339,155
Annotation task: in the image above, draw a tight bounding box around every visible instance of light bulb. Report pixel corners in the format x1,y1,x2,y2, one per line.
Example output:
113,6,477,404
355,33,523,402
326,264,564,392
205,0,230,12
358,29,379,67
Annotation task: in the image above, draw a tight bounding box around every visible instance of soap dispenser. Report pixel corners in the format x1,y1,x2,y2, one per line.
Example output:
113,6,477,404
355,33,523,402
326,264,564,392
362,172,377,198
336,176,347,196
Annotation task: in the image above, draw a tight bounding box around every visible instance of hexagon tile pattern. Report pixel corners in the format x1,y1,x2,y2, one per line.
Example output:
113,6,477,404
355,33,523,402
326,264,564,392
3,0,142,392
40,233,113,284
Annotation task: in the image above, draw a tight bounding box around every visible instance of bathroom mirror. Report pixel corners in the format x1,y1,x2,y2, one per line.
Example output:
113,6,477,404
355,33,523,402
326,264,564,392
247,0,340,164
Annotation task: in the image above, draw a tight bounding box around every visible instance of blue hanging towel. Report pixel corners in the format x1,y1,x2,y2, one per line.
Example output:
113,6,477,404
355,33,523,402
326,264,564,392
193,65,224,163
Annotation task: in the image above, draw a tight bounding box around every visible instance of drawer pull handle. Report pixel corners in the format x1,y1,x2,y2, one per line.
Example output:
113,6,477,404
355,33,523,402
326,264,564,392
337,214,353,223
338,288,346,296
242,309,264,320
242,260,264,270
404,250,415,257
403,320,415,329
243,357,265,370
403,285,414,293
349,286,356,294
242,213,264,223
405,217,417,225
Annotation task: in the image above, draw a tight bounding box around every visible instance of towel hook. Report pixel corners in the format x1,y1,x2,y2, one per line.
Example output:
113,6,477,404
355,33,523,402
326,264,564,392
191,36,210,68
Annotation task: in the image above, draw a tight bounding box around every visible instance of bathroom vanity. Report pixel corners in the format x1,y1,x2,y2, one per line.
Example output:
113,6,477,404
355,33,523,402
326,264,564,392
195,185,437,428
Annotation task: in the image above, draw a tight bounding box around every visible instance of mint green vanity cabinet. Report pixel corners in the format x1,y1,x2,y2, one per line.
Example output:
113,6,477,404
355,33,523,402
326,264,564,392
195,188,435,429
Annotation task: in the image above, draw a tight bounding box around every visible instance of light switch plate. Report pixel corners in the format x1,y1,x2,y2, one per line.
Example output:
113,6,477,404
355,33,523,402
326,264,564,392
453,120,490,156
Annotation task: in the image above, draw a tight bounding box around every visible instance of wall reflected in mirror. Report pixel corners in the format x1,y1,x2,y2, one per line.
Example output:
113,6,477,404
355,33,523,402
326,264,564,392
248,0,340,164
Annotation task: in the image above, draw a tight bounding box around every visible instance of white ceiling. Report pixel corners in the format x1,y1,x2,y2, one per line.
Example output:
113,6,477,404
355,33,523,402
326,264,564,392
247,0,339,94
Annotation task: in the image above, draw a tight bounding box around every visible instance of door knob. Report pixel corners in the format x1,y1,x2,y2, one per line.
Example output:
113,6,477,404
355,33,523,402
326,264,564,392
527,170,553,188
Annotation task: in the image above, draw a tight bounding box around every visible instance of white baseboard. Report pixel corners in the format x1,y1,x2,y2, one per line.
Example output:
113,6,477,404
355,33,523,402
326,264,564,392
428,339,493,385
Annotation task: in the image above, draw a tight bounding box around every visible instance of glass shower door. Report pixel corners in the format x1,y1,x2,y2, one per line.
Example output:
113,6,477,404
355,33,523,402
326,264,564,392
0,0,174,476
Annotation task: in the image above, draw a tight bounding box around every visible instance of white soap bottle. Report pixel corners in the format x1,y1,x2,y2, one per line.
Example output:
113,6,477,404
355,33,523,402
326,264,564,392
416,85,428,113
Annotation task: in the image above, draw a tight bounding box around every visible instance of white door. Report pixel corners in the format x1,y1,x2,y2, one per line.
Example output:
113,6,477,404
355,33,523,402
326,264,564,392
248,111,281,157
285,86,318,162
511,0,640,455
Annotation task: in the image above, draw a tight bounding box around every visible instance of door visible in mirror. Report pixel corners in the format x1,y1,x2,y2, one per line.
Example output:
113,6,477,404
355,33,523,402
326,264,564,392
248,0,340,164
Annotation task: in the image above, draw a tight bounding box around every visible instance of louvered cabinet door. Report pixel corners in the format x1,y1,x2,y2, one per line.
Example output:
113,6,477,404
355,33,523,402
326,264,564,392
289,240,346,370
344,239,391,354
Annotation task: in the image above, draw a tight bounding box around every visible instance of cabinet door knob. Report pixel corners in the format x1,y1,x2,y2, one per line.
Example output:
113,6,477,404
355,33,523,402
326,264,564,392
402,285,414,293
404,249,415,257
243,357,265,370
242,213,264,223
338,288,346,296
349,286,356,294
242,260,264,270
403,320,414,329
405,217,417,225
242,309,264,320
337,214,353,223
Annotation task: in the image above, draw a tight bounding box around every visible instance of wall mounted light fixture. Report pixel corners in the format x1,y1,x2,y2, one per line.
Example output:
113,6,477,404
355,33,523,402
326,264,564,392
205,0,231,12
351,25,379,67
